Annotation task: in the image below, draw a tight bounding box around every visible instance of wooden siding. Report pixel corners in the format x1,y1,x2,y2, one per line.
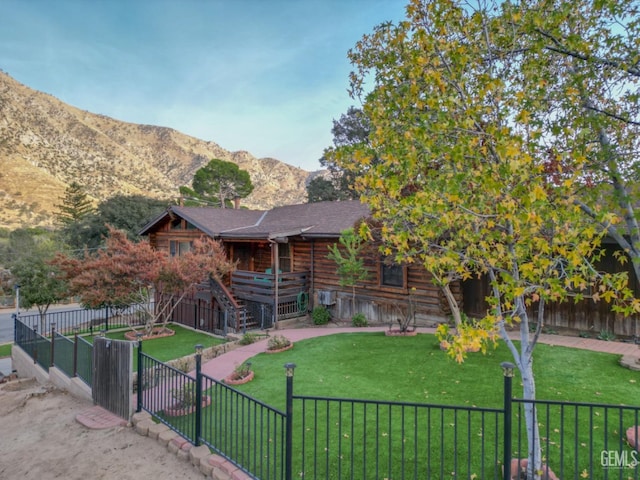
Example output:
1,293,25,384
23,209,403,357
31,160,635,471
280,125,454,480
147,223,457,326
295,239,456,325
463,246,640,338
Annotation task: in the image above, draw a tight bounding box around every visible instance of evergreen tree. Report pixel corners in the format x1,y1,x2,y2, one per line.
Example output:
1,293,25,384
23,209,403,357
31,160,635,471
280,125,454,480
181,158,253,208
55,182,94,226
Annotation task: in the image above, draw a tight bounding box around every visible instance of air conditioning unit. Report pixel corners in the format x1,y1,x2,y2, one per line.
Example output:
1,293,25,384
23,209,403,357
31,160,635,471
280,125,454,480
317,290,336,306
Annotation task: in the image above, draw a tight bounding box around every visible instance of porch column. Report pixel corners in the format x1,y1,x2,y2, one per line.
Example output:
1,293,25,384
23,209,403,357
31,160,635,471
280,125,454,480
273,242,279,326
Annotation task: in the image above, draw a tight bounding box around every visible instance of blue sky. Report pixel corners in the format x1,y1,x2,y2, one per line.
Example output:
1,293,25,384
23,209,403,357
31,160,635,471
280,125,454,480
0,1,408,171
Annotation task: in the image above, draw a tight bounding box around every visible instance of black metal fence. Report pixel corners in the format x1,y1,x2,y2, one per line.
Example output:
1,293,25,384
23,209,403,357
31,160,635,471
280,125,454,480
18,303,149,336
13,308,640,480
512,398,640,479
14,316,93,387
137,345,287,479
170,301,229,335
293,396,504,479
76,336,93,386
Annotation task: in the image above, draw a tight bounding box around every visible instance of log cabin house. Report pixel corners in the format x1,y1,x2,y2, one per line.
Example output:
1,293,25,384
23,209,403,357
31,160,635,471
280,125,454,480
140,200,638,338
139,200,457,334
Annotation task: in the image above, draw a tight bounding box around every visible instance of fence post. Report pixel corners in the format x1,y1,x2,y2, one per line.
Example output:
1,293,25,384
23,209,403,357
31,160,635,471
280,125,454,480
73,327,79,377
136,333,143,413
194,344,203,447
50,322,56,367
194,303,198,330
12,313,17,344
501,362,515,480
284,363,296,480
105,305,109,332
32,325,37,365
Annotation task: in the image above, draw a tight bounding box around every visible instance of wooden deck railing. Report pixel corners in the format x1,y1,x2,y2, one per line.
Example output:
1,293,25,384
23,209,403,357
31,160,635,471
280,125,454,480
231,270,309,306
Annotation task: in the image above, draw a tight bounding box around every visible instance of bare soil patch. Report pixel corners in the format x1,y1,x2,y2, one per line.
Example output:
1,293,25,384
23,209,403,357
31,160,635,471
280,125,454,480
0,378,205,480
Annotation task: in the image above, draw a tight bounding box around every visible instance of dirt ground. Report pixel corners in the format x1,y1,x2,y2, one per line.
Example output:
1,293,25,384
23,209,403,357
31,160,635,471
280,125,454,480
0,378,206,479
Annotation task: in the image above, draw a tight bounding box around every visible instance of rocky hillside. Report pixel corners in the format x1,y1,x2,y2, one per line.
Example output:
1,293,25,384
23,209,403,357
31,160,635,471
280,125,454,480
0,71,311,230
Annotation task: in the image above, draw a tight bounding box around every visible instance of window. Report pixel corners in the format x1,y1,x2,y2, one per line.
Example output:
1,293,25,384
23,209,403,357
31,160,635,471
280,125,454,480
278,243,292,272
380,259,406,288
170,218,182,230
170,240,192,257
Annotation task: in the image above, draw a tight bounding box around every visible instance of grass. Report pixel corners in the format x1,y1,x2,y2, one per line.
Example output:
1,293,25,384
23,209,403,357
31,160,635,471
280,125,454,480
233,332,639,409
83,323,227,368
216,332,640,479
0,343,11,358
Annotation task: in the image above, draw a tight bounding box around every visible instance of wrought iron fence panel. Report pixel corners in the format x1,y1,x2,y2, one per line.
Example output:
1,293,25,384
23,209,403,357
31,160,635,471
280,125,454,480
512,398,640,479
293,395,503,480
18,303,150,336
75,336,93,387
138,352,198,443
200,374,286,480
52,331,75,377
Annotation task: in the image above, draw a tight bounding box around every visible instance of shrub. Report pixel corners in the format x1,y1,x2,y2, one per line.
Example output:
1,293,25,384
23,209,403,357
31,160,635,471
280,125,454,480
170,384,196,408
239,333,258,345
312,306,331,325
597,329,616,341
267,335,292,351
351,313,368,327
232,362,252,379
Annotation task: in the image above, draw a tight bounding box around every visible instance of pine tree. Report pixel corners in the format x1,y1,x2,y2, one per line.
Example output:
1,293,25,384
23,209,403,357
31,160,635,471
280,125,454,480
55,182,94,226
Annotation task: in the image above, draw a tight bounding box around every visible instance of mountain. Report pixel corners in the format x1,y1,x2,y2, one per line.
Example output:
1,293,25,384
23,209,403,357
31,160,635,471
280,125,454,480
0,71,311,230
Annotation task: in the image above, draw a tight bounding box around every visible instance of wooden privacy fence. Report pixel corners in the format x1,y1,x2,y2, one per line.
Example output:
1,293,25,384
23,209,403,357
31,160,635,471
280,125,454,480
93,337,133,420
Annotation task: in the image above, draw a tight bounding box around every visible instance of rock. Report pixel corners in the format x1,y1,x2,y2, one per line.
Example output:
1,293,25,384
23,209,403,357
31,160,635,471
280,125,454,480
508,458,559,480
627,425,640,451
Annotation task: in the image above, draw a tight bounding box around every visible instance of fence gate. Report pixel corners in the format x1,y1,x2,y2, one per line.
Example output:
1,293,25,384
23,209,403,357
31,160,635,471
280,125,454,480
93,337,133,420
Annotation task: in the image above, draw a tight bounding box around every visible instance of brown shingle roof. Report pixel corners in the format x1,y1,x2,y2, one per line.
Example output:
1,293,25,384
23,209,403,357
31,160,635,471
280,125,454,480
139,201,370,239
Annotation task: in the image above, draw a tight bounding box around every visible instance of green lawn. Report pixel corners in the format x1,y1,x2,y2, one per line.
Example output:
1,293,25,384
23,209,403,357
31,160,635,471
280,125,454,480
233,332,639,409
0,343,11,358
83,323,227,367
219,332,640,479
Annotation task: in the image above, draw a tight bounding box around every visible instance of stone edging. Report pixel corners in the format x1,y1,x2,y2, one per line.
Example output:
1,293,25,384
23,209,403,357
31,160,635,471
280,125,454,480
131,411,252,480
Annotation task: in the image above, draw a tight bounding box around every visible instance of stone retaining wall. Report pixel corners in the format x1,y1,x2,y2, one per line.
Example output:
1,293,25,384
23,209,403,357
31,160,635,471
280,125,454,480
131,411,252,480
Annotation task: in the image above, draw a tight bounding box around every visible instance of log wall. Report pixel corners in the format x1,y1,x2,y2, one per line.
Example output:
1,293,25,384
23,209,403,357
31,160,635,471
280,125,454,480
294,239,456,325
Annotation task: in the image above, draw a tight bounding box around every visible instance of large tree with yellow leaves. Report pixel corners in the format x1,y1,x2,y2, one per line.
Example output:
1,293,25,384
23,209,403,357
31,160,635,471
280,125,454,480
330,0,639,476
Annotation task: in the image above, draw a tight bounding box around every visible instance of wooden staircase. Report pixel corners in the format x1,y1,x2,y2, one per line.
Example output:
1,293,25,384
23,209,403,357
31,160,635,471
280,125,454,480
208,277,261,333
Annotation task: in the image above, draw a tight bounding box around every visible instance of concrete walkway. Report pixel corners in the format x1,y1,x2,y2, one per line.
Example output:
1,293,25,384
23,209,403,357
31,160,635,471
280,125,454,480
74,324,640,429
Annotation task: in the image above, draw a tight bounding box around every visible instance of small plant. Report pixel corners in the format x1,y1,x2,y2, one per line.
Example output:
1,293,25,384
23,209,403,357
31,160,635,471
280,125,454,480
578,331,591,339
231,362,253,380
351,312,368,327
312,306,331,325
267,335,292,351
543,327,558,335
170,384,196,408
239,332,258,345
597,329,616,341
391,297,417,333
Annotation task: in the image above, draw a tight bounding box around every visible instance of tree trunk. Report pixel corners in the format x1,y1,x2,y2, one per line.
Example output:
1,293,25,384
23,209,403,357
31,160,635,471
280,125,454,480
441,282,462,327
520,359,542,479
499,302,543,480
351,285,356,317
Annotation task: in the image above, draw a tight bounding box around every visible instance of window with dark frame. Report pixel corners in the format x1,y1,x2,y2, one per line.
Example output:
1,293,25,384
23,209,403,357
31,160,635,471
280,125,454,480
169,240,192,257
278,242,292,272
380,260,405,288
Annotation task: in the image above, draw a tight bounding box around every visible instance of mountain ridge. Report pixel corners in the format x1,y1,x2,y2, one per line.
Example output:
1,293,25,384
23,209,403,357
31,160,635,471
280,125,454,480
0,70,312,230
